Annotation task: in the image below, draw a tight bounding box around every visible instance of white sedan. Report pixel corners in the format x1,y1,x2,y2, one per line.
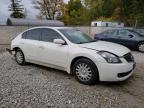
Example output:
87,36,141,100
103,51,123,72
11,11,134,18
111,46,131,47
10,27,135,85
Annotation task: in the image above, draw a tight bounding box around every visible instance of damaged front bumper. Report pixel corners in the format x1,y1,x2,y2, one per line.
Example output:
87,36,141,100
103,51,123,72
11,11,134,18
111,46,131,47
6,48,14,55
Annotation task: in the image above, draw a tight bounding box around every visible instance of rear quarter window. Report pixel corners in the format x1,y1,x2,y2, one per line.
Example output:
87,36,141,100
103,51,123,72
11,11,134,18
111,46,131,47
22,32,27,39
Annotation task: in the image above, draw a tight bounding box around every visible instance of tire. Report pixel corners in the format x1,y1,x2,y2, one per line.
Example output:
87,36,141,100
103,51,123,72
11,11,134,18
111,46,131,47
137,42,144,53
72,58,99,85
15,49,26,65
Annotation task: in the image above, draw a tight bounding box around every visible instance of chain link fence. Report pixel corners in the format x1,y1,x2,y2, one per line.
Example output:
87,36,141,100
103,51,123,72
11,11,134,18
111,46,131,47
0,25,132,52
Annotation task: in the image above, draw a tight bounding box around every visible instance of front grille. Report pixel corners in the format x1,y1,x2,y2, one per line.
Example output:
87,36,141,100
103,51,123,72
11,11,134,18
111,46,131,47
118,70,132,78
123,53,134,62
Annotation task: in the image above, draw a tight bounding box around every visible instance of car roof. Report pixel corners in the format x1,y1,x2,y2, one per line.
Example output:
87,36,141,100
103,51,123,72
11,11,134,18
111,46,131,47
104,28,132,31
135,27,144,29
27,26,74,30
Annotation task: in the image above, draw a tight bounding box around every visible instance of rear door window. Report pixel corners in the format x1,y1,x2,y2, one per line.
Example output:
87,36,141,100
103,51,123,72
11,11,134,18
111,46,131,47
22,28,41,40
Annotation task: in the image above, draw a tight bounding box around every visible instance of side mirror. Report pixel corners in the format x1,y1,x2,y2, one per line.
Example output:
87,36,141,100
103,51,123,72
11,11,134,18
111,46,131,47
129,34,134,38
53,39,65,45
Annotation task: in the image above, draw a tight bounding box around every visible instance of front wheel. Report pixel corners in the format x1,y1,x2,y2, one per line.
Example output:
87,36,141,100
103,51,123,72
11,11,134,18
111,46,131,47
72,58,99,85
15,49,26,65
137,42,144,53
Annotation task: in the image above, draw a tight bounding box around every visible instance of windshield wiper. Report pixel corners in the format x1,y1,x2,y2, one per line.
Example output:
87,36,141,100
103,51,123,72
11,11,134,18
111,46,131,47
77,40,97,44
87,40,97,43
77,42,86,44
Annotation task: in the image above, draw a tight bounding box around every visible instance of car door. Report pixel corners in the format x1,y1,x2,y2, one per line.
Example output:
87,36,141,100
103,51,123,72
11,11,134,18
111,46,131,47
20,28,41,61
38,28,69,69
117,29,136,48
105,29,119,43
100,30,118,43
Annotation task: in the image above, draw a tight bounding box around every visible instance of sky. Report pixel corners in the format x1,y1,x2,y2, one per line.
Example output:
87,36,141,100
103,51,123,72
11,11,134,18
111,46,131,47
0,0,69,23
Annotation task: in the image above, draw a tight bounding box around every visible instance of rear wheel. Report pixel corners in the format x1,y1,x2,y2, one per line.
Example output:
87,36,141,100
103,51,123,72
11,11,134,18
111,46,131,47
72,58,99,85
138,42,144,52
15,49,26,65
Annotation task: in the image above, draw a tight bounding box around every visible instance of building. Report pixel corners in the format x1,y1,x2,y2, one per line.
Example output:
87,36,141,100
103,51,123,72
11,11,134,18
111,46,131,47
91,21,124,27
6,18,64,26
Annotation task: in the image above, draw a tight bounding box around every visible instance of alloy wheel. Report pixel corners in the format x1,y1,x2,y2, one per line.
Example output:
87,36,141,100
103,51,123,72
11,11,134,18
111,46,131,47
75,63,92,81
138,43,144,52
16,51,24,64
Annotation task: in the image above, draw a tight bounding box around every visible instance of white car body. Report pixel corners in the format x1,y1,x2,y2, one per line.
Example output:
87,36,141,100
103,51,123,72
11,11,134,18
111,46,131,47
11,27,135,82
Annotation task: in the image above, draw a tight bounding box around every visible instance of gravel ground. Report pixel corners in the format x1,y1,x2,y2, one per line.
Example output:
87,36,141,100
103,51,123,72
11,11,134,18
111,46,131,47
0,26,144,107
0,51,144,108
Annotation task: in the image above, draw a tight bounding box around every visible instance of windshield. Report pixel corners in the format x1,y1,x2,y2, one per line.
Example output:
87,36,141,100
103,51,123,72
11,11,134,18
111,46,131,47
135,29,144,36
128,29,143,36
59,29,95,44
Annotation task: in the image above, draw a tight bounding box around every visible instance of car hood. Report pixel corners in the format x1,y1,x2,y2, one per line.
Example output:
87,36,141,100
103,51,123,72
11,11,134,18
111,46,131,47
78,41,130,56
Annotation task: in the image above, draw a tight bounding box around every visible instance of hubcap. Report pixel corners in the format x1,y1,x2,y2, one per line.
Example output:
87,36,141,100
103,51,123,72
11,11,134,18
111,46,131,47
139,44,144,52
16,51,23,63
76,63,92,81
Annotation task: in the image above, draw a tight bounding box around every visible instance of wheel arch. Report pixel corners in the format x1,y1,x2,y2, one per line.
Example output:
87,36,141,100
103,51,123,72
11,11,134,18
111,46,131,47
70,56,100,83
137,41,144,51
137,41,144,45
12,47,21,51
70,56,99,74
12,47,25,57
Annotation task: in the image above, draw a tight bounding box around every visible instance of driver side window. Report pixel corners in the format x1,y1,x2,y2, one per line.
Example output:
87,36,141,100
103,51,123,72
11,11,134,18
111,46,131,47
41,28,62,42
118,30,133,38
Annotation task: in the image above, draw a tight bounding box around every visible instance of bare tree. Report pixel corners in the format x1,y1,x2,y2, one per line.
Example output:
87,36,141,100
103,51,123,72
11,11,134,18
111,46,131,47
33,0,63,20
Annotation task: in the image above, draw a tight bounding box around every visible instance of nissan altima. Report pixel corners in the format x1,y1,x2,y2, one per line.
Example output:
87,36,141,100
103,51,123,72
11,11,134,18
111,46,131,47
9,27,135,85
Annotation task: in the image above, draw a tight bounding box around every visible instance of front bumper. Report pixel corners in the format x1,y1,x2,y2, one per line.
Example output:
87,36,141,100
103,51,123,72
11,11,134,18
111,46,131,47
97,62,135,81
6,48,13,54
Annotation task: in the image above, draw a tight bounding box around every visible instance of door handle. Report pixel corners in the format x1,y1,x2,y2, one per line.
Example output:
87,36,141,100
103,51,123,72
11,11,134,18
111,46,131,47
20,43,24,44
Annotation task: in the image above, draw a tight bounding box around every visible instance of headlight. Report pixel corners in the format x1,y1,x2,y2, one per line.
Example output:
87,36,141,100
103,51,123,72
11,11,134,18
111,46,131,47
98,51,122,63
